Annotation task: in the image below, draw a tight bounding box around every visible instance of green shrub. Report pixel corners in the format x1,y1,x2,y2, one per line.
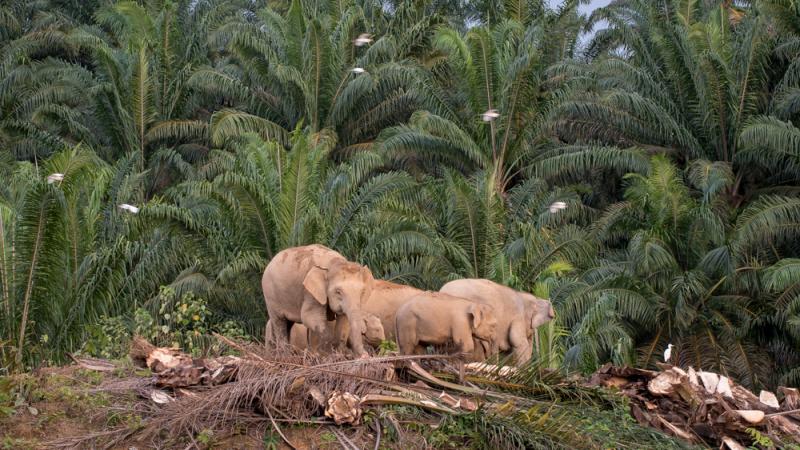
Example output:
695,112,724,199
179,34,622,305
81,287,250,358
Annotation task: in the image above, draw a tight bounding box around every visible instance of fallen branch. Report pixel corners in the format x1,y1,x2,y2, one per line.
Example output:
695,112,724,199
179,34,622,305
360,393,456,414
372,417,381,450
67,354,117,372
765,408,800,418
331,428,359,450
266,407,296,450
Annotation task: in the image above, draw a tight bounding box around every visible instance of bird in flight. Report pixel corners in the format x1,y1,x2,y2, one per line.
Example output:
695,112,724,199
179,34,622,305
481,109,500,122
47,173,64,184
549,201,567,213
118,203,140,214
354,33,373,47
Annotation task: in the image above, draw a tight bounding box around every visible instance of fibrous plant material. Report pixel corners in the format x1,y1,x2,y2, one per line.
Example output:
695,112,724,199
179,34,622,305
52,337,699,449
325,391,362,425
130,336,240,388
135,340,404,441
589,363,800,448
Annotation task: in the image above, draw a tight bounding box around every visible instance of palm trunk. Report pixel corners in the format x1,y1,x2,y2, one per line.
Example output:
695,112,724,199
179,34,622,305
16,203,47,367
0,213,9,316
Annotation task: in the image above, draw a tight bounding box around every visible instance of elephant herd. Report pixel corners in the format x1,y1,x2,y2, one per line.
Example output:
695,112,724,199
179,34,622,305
262,245,555,365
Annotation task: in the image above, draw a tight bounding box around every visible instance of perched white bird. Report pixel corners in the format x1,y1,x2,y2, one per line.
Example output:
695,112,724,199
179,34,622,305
664,343,674,363
354,33,373,47
47,173,64,184
351,67,366,74
548,201,567,213
481,109,500,122
118,203,140,214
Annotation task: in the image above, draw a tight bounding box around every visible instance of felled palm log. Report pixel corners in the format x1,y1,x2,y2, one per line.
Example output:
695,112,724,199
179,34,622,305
130,336,239,387
589,363,800,448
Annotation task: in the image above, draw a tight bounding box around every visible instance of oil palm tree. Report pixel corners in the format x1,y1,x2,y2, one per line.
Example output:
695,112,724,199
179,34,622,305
549,0,785,203
191,0,435,153
0,3,98,160
67,0,242,177
377,2,585,194
0,143,218,369
556,156,800,388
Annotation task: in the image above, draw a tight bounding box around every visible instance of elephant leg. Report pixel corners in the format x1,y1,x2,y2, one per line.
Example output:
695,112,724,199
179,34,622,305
269,316,291,346
509,320,532,365
398,337,416,355
307,328,323,351
289,324,309,350
471,337,487,362
264,319,273,347
455,336,474,356
397,324,417,355
395,316,421,355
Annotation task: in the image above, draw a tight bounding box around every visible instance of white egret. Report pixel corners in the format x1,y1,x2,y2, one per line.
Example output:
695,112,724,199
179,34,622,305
118,203,140,214
664,343,674,363
481,109,500,122
47,173,64,184
354,33,373,46
548,201,567,213
351,67,366,74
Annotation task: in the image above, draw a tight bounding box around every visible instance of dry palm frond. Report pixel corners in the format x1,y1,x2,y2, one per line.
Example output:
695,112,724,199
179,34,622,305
136,342,458,440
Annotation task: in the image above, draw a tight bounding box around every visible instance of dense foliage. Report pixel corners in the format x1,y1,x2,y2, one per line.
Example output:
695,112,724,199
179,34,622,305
1,0,799,392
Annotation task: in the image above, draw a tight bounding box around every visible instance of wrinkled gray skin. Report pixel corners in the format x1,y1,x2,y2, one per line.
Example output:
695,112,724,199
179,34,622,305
289,314,385,352
262,245,375,356
395,292,498,357
440,279,555,365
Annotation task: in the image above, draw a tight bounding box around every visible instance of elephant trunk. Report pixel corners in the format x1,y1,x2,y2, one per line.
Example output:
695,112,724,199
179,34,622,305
344,307,367,357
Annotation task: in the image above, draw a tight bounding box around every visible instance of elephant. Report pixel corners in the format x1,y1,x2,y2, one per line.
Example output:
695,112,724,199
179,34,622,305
289,314,386,352
261,244,375,356
361,280,424,342
439,279,555,365
394,292,498,357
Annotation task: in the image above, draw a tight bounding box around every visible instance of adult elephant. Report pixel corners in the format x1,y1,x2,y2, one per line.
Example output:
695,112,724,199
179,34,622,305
440,279,555,365
262,244,375,356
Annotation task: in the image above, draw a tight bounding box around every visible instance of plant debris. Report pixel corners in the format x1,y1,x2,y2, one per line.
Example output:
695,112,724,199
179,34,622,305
325,391,362,425
588,363,800,448
131,336,240,388
55,336,794,449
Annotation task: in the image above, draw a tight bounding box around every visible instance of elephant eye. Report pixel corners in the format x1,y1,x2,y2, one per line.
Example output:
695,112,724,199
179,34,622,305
335,288,343,295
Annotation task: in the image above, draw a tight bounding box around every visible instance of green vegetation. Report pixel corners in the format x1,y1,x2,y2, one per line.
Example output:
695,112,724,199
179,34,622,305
1,0,799,401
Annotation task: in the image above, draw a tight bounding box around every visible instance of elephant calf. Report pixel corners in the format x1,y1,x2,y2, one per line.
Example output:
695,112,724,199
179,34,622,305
289,315,385,352
395,292,498,357
440,279,555,365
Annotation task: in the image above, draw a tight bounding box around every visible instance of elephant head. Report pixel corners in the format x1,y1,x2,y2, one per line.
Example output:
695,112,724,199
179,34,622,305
469,303,498,353
521,294,556,338
362,314,385,346
302,258,375,355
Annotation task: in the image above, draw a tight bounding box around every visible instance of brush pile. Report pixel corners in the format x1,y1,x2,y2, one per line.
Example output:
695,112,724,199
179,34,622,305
123,334,495,447
588,363,800,448
57,335,796,449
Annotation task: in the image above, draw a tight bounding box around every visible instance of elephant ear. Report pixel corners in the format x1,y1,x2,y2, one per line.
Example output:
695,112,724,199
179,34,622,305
528,305,538,330
303,266,328,305
522,294,540,330
469,304,484,329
